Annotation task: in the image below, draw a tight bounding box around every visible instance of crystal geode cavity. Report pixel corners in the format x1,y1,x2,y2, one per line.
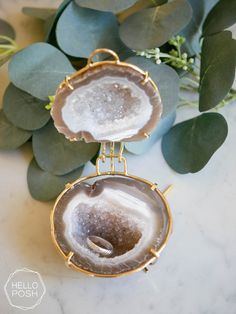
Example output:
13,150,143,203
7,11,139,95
51,175,172,277
51,62,162,142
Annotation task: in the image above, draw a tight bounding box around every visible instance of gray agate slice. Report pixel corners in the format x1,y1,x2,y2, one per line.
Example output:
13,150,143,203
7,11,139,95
51,63,162,143
52,176,171,276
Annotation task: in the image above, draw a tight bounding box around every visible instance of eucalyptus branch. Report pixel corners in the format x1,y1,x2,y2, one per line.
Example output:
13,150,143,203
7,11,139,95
135,35,194,71
178,89,236,110
215,89,236,109
135,35,236,111
178,99,198,108
45,95,55,110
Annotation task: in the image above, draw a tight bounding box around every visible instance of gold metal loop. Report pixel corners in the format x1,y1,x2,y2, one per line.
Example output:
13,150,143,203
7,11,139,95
87,48,120,66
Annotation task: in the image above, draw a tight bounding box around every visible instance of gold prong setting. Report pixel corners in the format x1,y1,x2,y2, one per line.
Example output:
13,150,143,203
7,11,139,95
163,184,173,196
65,251,74,268
65,183,73,189
141,71,150,85
64,75,74,90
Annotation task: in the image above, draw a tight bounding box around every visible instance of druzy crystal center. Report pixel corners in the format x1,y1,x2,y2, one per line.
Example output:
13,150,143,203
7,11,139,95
52,175,171,276
52,63,162,142
62,76,152,141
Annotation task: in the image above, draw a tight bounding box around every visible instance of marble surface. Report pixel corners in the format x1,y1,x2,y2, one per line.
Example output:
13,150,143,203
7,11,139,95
0,1,236,313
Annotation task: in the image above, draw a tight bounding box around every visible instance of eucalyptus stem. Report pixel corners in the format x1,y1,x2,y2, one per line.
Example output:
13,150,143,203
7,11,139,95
0,35,18,63
135,36,195,70
182,76,199,87
180,84,198,92
215,89,236,109
0,35,17,46
191,71,200,81
178,101,198,108
179,89,236,110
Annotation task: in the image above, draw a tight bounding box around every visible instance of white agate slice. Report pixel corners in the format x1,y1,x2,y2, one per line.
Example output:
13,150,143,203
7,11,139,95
61,77,152,141
52,176,170,276
63,186,157,265
51,63,162,142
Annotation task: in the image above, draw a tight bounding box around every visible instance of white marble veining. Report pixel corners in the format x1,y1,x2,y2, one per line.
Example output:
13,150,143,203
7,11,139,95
0,1,236,313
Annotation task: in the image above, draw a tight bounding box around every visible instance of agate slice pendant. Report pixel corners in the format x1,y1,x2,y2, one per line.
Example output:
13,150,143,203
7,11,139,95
51,48,172,277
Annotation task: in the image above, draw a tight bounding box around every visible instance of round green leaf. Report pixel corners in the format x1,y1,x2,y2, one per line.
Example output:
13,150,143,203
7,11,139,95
180,0,217,55
125,110,176,155
0,110,32,149
203,0,236,36
33,121,100,175
0,19,15,40
75,0,137,13
119,0,192,50
3,84,50,131
179,0,203,55
90,145,101,165
117,0,168,24
161,113,228,174
22,7,56,20
56,2,125,58
27,158,84,201
126,56,179,117
9,42,75,100
45,0,72,43
199,31,236,112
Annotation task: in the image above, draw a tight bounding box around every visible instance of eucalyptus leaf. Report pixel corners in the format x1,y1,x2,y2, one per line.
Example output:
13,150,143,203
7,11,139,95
75,0,137,13
125,56,179,117
22,7,56,20
119,0,192,50
125,110,176,155
33,121,100,175
9,42,75,100
3,84,50,131
199,31,236,112
203,0,236,36
180,0,218,55
179,0,203,54
161,113,228,174
44,15,56,42
0,110,32,149
45,0,72,43
117,0,168,23
0,19,15,40
90,145,101,165
56,2,125,58
27,158,83,201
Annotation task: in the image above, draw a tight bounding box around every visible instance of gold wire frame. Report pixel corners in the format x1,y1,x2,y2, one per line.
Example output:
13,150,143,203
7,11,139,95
51,48,172,278
96,142,127,175
51,142,173,278
59,48,160,105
